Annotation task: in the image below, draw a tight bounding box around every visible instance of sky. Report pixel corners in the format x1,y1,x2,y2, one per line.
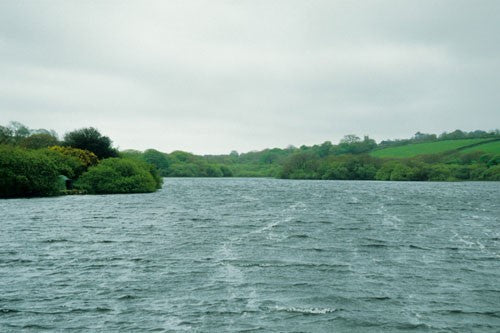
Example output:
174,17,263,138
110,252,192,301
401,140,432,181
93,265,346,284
0,1,499,154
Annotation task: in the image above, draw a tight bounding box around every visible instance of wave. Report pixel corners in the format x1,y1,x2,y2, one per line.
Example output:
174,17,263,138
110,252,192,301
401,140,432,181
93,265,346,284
360,243,392,248
22,324,54,329
408,244,428,250
0,258,33,264
41,238,69,243
359,296,392,301
438,309,500,318
286,234,311,239
223,260,351,270
118,295,137,300
274,306,337,314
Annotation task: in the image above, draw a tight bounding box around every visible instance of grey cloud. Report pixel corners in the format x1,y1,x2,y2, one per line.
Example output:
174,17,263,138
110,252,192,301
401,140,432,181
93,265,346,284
0,0,499,154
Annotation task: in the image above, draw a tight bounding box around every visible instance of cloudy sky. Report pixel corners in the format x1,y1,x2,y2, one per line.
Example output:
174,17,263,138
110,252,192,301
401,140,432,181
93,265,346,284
0,1,499,154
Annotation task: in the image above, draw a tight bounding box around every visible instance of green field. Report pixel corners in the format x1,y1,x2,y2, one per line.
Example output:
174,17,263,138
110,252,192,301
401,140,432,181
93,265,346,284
371,138,491,158
460,140,500,154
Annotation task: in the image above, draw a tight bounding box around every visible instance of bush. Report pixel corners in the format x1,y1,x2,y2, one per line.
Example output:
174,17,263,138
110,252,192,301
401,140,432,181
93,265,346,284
389,163,414,181
49,146,98,167
75,158,163,194
481,165,500,181
0,146,60,197
321,162,350,180
43,149,85,179
428,164,454,181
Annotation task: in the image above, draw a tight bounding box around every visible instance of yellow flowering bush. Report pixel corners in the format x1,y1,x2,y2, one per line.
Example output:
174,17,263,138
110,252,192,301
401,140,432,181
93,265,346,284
49,146,98,167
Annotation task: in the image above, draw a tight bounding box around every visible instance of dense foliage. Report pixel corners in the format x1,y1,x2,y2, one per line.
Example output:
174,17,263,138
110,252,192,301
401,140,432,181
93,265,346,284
121,149,234,178
279,152,499,181
0,146,60,198
75,158,163,194
63,127,118,159
0,122,163,197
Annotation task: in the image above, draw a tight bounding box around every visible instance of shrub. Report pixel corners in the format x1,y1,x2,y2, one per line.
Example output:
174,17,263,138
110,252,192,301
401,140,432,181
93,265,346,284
390,164,414,181
481,165,500,181
43,149,85,179
0,146,60,197
75,158,163,194
49,145,98,168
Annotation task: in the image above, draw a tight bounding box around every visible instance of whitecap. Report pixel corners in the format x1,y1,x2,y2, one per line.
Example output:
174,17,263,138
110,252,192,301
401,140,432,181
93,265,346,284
274,306,336,314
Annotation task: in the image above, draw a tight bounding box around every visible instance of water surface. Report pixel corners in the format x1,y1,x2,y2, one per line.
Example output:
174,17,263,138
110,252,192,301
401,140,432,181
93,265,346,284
1,179,499,332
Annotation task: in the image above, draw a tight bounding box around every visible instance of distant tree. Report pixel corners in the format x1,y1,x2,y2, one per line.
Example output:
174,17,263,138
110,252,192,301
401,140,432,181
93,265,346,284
204,164,223,177
168,163,199,177
0,122,30,145
337,135,376,154
170,151,197,163
142,149,171,175
9,121,31,141
119,149,143,160
481,165,500,181
439,129,466,140
413,132,437,142
321,161,350,180
280,152,319,179
20,133,59,149
390,163,414,181
428,164,453,181
340,134,361,144
0,126,13,144
63,127,118,159
220,165,233,177
318,141,333,157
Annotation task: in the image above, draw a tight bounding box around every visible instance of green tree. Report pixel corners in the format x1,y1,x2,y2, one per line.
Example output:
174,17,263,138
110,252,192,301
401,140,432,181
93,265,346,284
321,162,349,180
142,149,171,176
428,164,453,181
481,165,500,180
64,127,118,159
389,163,415,181
0,126,13,144
20,133,59,149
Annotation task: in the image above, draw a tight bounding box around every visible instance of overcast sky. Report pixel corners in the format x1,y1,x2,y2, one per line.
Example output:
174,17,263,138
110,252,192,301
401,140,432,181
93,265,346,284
0,1,499,154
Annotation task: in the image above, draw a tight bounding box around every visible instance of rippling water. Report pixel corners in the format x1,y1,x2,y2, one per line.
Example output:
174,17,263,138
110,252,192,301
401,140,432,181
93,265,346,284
1,179,499,332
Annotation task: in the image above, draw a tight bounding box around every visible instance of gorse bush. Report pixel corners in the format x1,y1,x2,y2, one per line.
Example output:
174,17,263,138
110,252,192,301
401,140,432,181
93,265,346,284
75,158,163,194
49,146,98,168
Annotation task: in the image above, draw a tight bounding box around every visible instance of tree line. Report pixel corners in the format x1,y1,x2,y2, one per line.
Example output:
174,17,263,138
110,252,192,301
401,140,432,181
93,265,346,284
121,132,499,181
1,121,499,198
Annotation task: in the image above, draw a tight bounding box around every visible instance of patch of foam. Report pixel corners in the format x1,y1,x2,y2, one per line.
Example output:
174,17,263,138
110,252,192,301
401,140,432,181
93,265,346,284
274,306,336,314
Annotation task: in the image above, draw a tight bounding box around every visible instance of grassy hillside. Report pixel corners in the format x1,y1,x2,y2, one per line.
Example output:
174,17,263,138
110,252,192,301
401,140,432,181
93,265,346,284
460,140,500,154
371,138,491,158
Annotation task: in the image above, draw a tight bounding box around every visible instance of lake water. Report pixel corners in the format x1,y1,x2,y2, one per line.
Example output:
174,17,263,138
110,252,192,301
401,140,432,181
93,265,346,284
1,178,499,332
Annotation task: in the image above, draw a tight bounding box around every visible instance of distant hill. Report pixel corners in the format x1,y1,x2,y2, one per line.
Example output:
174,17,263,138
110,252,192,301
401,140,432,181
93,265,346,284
459,140,500,154
371,138,499,158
